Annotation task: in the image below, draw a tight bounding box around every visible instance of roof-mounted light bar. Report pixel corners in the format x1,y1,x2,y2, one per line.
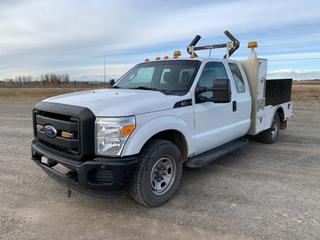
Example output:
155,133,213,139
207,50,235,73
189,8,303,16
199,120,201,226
187,30,240,59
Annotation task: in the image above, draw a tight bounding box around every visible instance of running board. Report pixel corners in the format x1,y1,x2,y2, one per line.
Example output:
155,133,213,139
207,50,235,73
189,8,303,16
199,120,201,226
184,138,248,168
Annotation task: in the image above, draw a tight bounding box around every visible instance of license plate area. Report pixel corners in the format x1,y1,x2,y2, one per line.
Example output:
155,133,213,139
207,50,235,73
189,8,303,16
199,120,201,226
41,156,49,165
41,156,72,176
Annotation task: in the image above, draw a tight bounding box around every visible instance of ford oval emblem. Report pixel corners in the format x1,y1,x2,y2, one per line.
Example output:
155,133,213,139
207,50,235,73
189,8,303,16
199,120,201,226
43,125,58,138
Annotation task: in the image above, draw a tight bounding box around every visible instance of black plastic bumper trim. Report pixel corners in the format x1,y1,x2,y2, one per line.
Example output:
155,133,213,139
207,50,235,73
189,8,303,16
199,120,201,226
31,140,138,198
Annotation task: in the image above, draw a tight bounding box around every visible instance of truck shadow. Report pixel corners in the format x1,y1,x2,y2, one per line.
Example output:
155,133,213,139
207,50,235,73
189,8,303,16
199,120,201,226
60,143,255,211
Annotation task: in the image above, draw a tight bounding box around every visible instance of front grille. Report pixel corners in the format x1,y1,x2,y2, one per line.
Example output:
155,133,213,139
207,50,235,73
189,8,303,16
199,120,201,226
37,110,74,122
35,111,80,154
33,102,95,161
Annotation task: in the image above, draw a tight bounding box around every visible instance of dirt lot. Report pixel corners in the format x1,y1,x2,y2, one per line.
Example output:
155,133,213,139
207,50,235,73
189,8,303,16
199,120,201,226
0,85,320,240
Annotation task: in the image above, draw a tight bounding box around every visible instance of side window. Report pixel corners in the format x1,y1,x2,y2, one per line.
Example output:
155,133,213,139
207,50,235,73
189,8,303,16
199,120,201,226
197,62,228,99
229,63,245,93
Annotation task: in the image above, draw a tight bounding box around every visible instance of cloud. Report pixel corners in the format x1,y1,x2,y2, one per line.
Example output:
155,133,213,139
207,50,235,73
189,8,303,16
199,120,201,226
268,69,320,80
2,0,320,53
262,52,320,61
269,69,320,75
0,0,320,80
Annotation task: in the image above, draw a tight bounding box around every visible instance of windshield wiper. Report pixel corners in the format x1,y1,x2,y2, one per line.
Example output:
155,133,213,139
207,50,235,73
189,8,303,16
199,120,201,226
129,86,158,91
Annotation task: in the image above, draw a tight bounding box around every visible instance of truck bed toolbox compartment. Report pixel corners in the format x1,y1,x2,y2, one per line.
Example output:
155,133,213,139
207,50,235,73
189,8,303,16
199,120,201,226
265,78,292,106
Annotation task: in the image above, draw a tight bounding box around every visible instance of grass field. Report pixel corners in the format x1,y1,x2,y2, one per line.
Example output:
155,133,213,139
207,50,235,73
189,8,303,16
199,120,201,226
0,82,319,103
0,87,91,102
291,82,320,102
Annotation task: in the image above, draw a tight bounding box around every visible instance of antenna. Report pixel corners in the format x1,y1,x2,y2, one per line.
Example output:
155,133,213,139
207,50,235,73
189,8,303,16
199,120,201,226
187,31,240,59
103,55,106,83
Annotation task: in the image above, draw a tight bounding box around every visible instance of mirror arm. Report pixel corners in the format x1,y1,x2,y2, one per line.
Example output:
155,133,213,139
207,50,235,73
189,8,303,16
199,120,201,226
195,86,206,93
195,86,214,94
196,96,214,103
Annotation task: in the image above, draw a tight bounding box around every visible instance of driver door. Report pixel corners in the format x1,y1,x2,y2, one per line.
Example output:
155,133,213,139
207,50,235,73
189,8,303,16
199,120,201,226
193,61,238,155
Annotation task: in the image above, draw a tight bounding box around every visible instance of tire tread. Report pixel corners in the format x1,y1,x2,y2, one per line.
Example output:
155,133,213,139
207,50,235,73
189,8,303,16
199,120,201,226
258,113,280,144
130,139,180,207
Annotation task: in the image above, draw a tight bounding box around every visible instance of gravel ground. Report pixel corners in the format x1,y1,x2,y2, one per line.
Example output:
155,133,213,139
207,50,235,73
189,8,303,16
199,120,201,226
0,100,319,240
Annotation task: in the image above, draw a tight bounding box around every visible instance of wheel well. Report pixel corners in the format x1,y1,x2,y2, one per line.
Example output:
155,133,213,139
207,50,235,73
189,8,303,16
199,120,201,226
276,107,284,121
143,130,188,160
276,107,287,129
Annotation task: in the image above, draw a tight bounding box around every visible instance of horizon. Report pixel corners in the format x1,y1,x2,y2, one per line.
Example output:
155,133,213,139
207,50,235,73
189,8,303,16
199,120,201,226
1,0,320,82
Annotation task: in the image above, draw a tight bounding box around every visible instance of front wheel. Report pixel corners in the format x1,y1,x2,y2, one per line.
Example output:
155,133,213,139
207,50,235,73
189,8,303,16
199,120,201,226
130,139,183,207
258,112,280,144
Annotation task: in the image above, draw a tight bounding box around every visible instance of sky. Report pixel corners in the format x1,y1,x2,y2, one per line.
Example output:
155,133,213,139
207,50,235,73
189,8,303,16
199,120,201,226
0,0,320,81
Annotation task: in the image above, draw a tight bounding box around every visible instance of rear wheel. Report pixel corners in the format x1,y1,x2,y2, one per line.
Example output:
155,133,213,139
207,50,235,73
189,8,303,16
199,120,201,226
258,112,280,144
130,139,183,207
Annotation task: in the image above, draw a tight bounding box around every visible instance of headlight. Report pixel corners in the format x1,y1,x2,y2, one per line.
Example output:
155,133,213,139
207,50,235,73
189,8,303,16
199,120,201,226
95,116,135,156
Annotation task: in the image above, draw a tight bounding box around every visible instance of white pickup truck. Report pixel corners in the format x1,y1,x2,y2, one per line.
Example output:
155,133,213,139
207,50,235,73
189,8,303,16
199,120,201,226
31,32,293,206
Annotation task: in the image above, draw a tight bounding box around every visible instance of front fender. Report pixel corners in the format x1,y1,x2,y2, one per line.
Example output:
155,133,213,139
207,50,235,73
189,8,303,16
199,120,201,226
121,115,194,157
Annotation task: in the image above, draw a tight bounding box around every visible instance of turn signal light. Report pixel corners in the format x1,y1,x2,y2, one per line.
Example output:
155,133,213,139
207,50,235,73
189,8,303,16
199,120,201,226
61,131,73,139
121,124,136,136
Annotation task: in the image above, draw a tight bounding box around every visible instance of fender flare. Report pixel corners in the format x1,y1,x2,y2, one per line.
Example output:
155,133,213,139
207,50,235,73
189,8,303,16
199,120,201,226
121,116,194,157
269,106,284,128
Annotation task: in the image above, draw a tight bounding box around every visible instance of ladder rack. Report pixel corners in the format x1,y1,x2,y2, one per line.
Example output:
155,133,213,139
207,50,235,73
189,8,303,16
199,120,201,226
187,31,240,59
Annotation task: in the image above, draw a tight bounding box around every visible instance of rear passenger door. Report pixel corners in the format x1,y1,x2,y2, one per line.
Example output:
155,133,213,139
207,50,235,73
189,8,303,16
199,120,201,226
227,62,251,136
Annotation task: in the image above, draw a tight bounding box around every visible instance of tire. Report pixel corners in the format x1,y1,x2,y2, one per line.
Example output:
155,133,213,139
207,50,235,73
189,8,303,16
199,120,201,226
130,139,183,207
258,112,280,144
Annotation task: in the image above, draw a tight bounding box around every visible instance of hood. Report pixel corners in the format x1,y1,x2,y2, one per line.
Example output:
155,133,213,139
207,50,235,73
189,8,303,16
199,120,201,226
43,88,182,116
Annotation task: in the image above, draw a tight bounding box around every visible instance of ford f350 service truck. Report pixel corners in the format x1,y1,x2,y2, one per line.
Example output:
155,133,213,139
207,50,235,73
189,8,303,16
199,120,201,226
31,31,293,207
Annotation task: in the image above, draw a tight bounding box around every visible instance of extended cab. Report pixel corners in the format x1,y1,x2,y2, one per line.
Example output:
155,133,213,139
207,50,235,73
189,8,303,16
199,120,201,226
31,32,293,206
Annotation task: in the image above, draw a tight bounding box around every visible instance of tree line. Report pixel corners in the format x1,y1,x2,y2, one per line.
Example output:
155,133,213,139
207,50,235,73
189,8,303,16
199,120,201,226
0,74,111,88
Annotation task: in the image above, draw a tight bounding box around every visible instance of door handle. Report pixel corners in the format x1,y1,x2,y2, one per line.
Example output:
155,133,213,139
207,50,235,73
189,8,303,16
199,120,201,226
232,101,237,112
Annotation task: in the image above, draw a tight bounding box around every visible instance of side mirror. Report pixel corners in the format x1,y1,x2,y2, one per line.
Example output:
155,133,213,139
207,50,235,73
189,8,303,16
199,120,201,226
195,79,231,103
212,79,231,103
109,79,115,86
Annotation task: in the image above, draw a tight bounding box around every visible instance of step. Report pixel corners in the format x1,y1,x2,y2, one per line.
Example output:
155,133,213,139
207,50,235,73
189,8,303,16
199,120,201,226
184,137,248,168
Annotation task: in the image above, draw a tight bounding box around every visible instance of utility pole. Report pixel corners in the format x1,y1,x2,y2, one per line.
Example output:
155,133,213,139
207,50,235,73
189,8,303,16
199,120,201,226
103,55,106,83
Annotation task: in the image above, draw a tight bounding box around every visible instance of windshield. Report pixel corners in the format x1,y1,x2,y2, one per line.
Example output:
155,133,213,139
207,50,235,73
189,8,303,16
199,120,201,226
115,60,201,95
